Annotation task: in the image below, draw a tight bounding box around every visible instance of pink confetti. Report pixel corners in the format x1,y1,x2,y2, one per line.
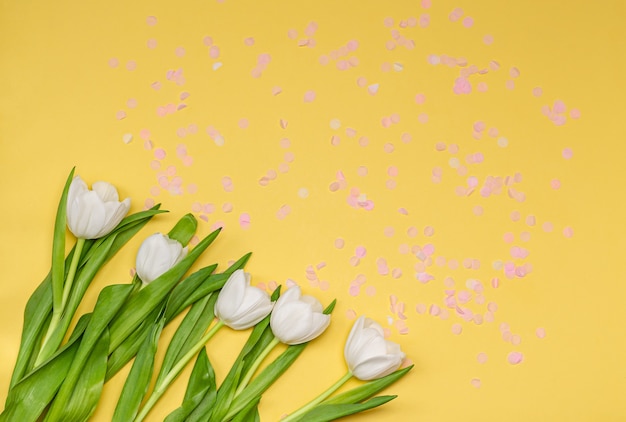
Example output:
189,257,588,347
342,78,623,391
471,378,481,388
562,148,573,159
303,90,316,102
536,327,547,338
507,351,524,365
239,213,251,229
116,110,127,120
146,16,158,26
451,324,462,335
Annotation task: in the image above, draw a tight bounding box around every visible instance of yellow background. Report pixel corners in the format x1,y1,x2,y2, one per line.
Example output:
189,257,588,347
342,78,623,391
1,0,625,421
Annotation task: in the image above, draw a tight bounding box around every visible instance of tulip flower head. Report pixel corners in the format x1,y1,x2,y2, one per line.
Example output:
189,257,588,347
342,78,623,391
214,269,274,330
344,316,406,380
135,233,188,284
66,175,131,239
270,284,331,345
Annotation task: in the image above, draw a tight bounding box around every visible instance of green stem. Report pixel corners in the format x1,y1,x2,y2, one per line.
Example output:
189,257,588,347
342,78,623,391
281,371,353,422
35,238,85,366
234,336,280,397
134,319,226,422
61,237,85,310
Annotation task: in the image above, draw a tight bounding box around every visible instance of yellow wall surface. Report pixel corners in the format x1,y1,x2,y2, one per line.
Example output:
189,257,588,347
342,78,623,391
1,0,625,421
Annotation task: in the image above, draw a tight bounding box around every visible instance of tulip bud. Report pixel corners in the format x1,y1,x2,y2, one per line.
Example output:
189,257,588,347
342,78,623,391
135,233,188,284
270,284,330,345
215,270,274,330
344,316,405,380
66,175,131,239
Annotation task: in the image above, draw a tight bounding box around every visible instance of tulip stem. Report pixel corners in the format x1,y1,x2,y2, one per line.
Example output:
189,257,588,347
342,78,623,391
235,336,281,397
35,238,85,367
134,319,225,422
281,370,353,422
60,237,85,311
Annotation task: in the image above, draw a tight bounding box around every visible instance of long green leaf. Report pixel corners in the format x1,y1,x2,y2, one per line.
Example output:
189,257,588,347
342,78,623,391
155,294,216,388
36,235,117,362
163,349,215,422
45,284,134,421
230,396,261,422
112,318,165,422
321,365,413,406
223,344,307,420
294,395,397,422
108,227,221,352
0,315,89,422
51,168,75,319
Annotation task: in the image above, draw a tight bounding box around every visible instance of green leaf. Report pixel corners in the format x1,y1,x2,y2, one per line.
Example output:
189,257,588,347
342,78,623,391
112,318,165,422
0,316,89,422
230,396,261,422
155,293,216,388
321,365,413,406
165,253,251,321
167,213,197,245
223,343,307,421
51,168,75,318
294,395,397,422
105,306,162,381
45,284,134,421
47,330,111,422
164,349,216,422
36,235,118,363
108,227,221,352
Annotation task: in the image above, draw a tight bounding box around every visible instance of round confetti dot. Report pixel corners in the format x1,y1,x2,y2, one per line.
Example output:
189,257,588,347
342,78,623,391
563,226,574,238
510,210,521,222
108,57,119,68
383,227,394,237
209,46,220,59
298,187,309,198
244,37,255,46
570,108,581,119
473,205,483,216
146,16,157,26
154,149,166,160
303,90,316,102
357,166,368,177
562,148,573,159
122,133,133,144
239,213,251,229
175,46,186,57
384,143,395,153
507,351,524,365
126,61,137,71
451,324,462,335
462,17,474,28
330,118,341,130
542,221,554,232
418,113,429,124
483,34,494,45
116,110,127,120
536,327,547,338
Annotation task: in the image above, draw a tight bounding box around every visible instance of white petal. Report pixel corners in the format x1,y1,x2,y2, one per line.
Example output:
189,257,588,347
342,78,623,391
92,181,120,202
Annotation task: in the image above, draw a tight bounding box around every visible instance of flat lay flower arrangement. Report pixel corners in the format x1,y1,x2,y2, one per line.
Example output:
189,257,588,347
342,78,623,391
1,169,411,422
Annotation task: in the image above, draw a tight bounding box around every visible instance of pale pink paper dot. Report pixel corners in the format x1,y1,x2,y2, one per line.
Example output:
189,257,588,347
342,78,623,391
462,17,474,28
355,246,367,258
336,60,349,71
175,46,186,57
550,179,561,189
383,226,394,237
383,16,394,27
365,285,376,296
384,143,395,153
542,221,554,232
507,351,524,365
385,180,397,190
154,148,166,160
419,14,430,27
176,127,187,138
237,118,249,129
244,37,255,46
570,108,581,119
472,205,483,216
392,268,402,279
182,156,193,166
381,116,392,128
414,93,426,105
239,213,251,229
222,203,233,213
503,232,514,243
418,113,429,124
451,323,462,335
562,148,573,159
356,136,367,147
477,352,488,364
303,90,316,102
126,60,137,71
209,46,220,59
483,34,494,45
563,226,574,238
531,86,543,97
149,160,161,171
185,183,197,194
287,28,297,39
387,166,399,177
166,165,177,176
553,100,566,113
389,113,400,124
536,327,547,338
146,15,158,26
415,303,426,314
284,152,295,162
429,304,441,316
476,82,488,92
525,215,536,226
108,57,119,68
511,334,522,345
506,80,515,90
146,38,158,49
202,36,213,46
407,226,418,237
144,140,153,150
357,166,368,177
116,110,127,120
348,285,360,296
278,163,289,173
510,210,521,222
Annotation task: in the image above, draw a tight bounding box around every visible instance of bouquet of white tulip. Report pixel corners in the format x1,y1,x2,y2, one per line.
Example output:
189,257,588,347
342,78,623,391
1,168,412,422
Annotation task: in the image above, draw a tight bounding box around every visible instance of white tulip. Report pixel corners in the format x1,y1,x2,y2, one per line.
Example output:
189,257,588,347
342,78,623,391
135,233,188,284
270,284,330,345
214,270,274,330
66,175,131,239
344,316,405,380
